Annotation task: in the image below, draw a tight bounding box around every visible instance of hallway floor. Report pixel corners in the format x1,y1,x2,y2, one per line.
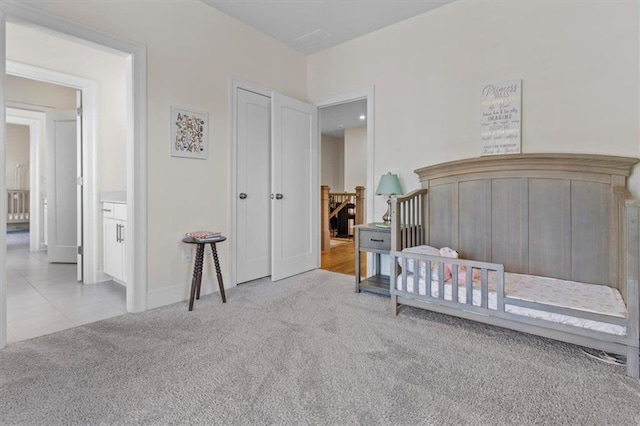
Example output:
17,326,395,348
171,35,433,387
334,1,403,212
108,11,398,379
321,240,366,276
6,231,126,343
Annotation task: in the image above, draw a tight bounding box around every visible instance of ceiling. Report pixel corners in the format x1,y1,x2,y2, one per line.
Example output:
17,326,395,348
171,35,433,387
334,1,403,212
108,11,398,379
201,0,455,55
320,99,367,138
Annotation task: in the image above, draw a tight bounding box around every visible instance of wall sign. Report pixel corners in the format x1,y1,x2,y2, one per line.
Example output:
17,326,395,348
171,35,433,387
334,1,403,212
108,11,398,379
480,79,522,156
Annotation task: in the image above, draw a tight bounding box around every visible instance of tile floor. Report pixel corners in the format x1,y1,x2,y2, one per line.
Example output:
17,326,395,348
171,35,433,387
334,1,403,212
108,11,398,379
7,231,126,343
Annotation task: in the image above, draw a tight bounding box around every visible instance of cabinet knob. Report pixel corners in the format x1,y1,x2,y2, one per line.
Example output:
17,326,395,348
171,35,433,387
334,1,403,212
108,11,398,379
239,193,247,199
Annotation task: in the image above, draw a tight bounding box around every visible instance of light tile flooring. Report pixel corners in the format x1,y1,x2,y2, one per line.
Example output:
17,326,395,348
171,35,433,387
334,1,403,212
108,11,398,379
7,231,126,343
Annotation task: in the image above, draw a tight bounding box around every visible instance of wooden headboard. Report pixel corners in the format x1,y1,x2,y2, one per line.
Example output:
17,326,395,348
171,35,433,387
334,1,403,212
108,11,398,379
396,154,639,289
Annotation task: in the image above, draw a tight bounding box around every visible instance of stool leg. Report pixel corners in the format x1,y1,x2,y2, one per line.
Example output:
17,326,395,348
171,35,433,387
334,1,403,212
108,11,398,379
189,244,204,311
210,242,226,303
195,244,204,300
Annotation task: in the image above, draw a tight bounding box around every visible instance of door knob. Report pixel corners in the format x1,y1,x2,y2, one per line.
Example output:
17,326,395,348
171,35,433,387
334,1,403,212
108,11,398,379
239,193,247,199
275,193,284,200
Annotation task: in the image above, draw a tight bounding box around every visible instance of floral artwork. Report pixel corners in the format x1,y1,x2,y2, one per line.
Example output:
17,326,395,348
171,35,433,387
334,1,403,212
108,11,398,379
171,107,208,159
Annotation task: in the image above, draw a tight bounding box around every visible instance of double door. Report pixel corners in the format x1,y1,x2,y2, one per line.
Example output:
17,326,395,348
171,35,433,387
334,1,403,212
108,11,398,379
235,88,319,283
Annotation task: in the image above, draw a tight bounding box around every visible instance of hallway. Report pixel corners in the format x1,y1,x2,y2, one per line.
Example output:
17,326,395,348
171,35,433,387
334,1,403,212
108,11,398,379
6,231,126,343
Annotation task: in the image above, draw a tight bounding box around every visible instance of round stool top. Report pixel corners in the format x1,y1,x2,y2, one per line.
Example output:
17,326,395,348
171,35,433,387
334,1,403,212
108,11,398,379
182,236,226,244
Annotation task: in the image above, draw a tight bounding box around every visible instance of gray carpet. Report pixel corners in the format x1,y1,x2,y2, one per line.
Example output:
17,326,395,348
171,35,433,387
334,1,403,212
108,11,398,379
2,269,640,425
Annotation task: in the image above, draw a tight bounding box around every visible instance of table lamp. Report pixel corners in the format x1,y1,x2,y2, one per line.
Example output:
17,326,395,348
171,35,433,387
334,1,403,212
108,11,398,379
375,172,403,225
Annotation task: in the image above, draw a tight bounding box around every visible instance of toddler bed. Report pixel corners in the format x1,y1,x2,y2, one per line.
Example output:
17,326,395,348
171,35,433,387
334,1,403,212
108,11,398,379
388,154,640,378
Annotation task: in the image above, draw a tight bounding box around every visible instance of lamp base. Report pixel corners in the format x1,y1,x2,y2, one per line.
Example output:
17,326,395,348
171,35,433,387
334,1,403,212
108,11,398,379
381,197,391,225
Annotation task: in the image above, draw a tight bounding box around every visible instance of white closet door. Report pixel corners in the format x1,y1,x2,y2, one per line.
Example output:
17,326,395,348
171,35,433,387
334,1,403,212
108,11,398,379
46,110,78,264
236,89,271,283
271,93,319,281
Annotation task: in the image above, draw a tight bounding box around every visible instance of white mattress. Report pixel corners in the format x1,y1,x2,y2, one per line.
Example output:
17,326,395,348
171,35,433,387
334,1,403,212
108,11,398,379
396,272,627,335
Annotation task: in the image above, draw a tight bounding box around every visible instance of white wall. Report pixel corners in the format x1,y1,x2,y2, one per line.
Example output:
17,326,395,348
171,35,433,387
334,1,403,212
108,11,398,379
321,135,344,192
308,0,640,215
6,75,76,111
7,24,128,194
5,124,29,189
25,0,308,303
6,75,77,195
343,126,366,192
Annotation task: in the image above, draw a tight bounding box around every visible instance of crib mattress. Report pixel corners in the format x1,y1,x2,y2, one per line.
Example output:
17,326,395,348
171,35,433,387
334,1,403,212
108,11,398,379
396,272,627,335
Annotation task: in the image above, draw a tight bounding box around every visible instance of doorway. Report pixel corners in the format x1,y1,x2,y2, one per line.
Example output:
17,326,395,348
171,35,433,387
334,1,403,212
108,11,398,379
319,99,367,276
0,1,148,349
3,32,128,343
315,88,375,277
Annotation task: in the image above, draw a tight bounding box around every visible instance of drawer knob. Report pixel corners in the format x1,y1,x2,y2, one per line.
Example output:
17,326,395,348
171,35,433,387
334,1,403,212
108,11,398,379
370,238,384,242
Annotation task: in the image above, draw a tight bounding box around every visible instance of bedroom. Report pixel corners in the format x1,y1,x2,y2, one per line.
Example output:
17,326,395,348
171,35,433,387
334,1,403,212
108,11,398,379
1,0,639,423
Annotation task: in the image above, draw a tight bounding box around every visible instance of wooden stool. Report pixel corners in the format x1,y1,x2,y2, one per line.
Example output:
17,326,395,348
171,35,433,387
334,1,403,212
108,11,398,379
182,236,227,311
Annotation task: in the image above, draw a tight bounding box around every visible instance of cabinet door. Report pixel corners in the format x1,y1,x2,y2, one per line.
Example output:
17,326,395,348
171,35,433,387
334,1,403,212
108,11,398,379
103,217,123,282
120,222,126,284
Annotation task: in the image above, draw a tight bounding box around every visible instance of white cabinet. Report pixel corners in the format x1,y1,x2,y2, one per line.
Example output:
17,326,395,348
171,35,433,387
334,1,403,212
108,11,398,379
102,202,126,284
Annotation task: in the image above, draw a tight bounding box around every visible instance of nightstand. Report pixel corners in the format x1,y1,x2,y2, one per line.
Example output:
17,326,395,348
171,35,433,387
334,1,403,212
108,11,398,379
355,223,391,296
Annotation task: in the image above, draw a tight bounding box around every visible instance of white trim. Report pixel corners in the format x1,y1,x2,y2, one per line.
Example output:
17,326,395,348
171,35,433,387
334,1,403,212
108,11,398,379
0,8,7,349
6,109,45,251
228,77,273,287
7,61,99,282
0,0,148,348
146,274,231,310
312,87,376,273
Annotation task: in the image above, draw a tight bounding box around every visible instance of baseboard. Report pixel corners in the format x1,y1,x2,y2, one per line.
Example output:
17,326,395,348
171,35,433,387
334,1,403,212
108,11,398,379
146,274,232,310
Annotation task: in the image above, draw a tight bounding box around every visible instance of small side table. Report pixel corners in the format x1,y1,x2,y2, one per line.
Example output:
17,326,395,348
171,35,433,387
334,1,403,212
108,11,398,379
182,236,227,311
355,224,391,296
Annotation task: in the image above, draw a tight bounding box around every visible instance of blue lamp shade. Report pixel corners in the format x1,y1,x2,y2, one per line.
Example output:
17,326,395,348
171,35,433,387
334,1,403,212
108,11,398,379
376,173,403,196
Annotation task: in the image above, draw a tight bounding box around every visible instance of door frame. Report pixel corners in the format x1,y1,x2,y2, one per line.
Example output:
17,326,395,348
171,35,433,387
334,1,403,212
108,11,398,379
312,87,376,271
9,61,96,278
228,78,273,287
0,0,148,349
6,109,43,252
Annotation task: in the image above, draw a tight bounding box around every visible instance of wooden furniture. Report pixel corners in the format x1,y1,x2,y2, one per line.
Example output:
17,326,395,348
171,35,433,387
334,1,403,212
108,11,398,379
389,153,640,378
355,224,391,295
102,201,126,285
182,237,227,311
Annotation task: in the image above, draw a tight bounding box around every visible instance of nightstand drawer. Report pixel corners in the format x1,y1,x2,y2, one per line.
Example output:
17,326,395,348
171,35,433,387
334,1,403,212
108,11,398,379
359,229,391,250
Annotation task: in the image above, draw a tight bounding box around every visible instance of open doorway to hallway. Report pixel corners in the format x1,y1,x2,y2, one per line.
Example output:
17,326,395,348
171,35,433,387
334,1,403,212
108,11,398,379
4,23,128,343
319,99,367,276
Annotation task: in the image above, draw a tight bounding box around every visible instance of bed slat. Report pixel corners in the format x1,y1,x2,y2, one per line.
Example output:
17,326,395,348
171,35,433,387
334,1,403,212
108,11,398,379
466,266,473,305
426,260,432,298
497,266,504,312
481,269,488,308
438,263,444,299
452,265,459,303
401,257,408,293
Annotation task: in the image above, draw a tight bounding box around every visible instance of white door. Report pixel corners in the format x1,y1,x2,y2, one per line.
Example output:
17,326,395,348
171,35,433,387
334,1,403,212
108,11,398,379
271,93,319,280
76,93,84,280
236,89,271,283
46,110,78,264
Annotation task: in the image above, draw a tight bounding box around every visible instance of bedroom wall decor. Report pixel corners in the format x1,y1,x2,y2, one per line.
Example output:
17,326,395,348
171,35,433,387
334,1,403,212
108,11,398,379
480,79,521,156
171,106,208,159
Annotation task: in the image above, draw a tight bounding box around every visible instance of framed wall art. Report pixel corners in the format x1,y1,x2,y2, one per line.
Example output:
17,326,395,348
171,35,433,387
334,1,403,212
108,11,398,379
171,106,208,159
479,79,522,156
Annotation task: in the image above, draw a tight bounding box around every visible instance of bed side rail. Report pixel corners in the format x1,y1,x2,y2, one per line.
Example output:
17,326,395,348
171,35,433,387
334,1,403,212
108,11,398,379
391,251,505,314
390,189,428,252
391,251,633,328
